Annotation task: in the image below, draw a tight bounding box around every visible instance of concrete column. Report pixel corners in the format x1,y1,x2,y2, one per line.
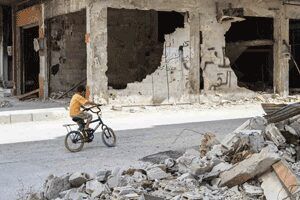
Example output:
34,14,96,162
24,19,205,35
39,3,48,99
189,11,201,103
88,2,109,104
273,6,290,97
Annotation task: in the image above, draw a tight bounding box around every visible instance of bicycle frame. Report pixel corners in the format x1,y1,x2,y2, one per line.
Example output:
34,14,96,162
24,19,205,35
89,114,107,132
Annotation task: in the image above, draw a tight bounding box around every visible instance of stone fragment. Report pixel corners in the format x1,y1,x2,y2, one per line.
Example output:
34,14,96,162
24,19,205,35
260,171,290,200
203,162,232,180
43,174,71,200
69,172,90,187
64,188,90,200
206,144,225,158
86,180,104,195
234,116,267,132
146,167,169,181
220,146,280,187
265,123,286,147
107,167,122,188
242,183,263,196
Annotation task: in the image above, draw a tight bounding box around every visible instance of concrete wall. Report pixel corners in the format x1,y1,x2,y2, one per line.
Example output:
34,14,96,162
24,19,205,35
48,10,86,93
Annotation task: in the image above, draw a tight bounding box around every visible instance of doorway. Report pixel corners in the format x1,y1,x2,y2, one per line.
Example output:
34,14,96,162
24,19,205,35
21,26,39,94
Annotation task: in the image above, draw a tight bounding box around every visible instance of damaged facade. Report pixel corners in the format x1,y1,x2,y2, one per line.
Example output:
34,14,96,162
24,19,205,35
0,0,300,104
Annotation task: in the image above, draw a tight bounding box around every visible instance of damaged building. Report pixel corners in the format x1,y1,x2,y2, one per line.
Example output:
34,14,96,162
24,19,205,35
0,0,300,105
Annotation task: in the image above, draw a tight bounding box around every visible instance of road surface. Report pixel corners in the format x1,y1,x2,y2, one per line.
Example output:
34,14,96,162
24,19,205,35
0,118,247,199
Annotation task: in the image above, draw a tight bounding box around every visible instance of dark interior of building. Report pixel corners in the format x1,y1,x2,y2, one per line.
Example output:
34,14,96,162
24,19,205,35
225,17,274,91
290,19,300,91
107,8,184,90
22,26,39,93
2,6,13,87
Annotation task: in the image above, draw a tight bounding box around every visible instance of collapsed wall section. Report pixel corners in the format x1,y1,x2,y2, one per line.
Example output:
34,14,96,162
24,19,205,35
107,8,190,105
48,9,87,94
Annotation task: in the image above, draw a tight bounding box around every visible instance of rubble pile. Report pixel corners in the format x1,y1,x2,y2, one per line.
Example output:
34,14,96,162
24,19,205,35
26,110,300,200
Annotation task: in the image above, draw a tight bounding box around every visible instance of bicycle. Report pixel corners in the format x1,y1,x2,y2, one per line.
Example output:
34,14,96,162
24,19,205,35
63,105,116,152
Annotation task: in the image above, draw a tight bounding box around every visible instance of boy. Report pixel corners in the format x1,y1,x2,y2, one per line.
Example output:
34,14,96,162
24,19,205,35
69,85,96,130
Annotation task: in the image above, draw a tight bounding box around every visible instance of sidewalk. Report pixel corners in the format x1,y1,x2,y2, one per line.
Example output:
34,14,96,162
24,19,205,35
0,104,265,144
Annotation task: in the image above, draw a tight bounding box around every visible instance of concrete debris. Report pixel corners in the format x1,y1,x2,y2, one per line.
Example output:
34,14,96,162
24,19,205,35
43,174,71,200
29,113,300,200
220,145,280,187
146,167,169,181
265,123,286,147
242,183,263,196
68,172,90,187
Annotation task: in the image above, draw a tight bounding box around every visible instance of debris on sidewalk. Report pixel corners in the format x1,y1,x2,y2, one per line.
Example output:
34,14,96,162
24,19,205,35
25,110,300,200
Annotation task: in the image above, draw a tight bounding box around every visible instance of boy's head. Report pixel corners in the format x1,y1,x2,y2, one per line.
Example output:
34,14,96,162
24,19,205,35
76,85,86,94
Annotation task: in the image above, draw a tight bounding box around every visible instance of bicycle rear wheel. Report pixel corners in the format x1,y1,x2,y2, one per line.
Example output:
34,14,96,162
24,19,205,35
65,131,84,152
101,127,116,147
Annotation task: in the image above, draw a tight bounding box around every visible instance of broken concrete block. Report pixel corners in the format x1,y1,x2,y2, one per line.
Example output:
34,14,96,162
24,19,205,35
234,116,267,132
64,188,89,200
220,132,240,150
147,167,169,181
265,123,286,147
260,171,290,200
220,146,280,187
43,174,71,200
273,160,300,196
85,179,104,195
69,172,90,187
203,162,232,181
242,183,263,197
206,144,226,159
107,167,122,188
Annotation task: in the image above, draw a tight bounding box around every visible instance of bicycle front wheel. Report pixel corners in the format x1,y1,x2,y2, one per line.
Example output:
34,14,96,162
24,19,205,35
65,131,84,152
101,127,116,147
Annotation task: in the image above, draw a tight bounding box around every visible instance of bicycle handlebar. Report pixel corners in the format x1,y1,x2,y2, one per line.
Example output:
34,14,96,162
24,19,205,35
82,104,102,114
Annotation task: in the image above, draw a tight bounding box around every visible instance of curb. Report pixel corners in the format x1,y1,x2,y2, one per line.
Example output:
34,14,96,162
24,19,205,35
0,108,68,124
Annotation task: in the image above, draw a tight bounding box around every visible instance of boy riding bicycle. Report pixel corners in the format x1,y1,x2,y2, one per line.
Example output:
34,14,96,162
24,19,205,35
69,85,96,133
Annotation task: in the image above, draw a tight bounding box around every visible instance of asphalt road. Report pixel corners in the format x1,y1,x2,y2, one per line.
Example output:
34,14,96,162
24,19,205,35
0,118,247,200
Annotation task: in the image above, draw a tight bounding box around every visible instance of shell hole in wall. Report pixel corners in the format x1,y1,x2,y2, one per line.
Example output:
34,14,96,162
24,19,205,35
225,16,274,92
106,8,185,90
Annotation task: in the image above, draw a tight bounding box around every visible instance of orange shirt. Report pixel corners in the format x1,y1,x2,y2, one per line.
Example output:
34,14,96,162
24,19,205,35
69,93,88,117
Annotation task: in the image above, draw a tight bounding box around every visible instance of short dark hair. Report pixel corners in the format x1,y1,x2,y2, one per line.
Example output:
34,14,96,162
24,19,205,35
77,85,86,93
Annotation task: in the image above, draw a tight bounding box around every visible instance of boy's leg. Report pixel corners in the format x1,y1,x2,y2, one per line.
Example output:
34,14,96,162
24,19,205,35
84,112,93,129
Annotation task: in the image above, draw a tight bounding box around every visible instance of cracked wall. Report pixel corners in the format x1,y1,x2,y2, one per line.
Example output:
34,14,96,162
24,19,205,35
48,10,86,93
36,0,300,102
